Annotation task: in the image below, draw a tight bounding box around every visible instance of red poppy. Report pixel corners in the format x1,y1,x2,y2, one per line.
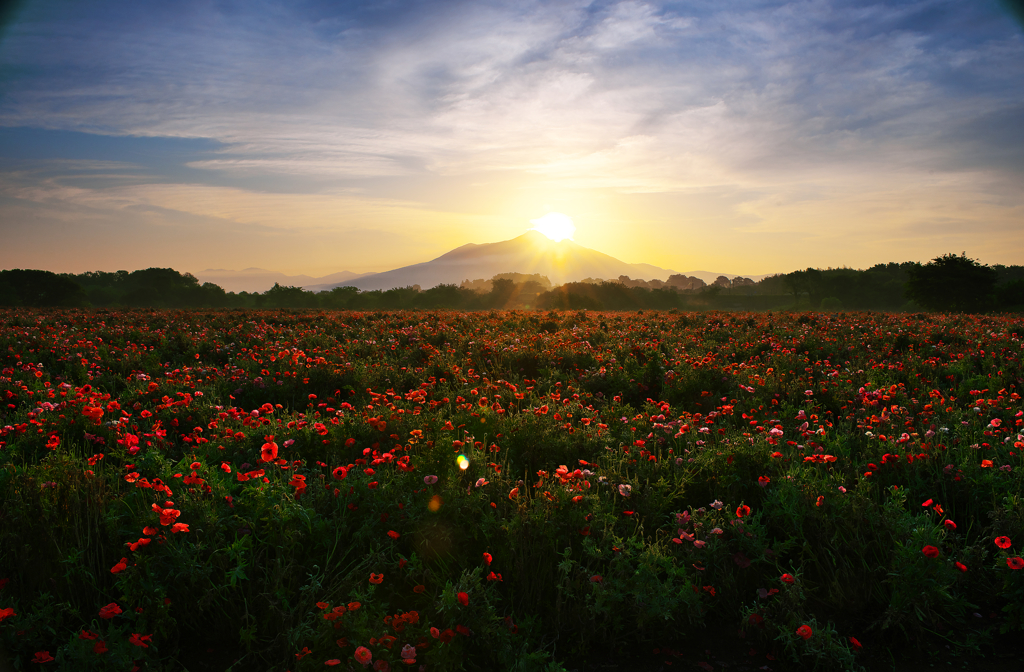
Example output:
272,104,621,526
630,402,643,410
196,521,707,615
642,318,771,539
796,624,812,640
995,536,1012,549
0,607,15,622
922,545,940,558
128,633,152,648
354,646,372,665
369,573,384,584
325,661,341,667
413,585,426,593
456,624,471,636
332,466,348,480
590,575,603,583
260,439,278,463
956,562,967,572
387,530,399,539
780,573,795,584
110,558,128,573
98,602,122,619
439,628,455,643
487,571,503,582
93,640,108,654
31,651,54,663
849,636,862,650
457,591,469,606
1008,557,1024,570
736,504,751,518
482,552,492,565
944,520,957,531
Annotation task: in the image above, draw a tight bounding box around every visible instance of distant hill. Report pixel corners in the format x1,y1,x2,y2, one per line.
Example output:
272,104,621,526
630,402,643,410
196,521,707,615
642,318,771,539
331,231,682,292
194,268,375,293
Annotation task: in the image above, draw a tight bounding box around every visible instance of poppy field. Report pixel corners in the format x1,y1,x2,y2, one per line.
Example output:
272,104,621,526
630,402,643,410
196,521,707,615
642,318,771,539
1,308,1022,671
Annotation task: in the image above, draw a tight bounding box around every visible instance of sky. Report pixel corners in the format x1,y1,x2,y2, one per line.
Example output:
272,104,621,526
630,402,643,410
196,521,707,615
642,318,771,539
1,0,1023,278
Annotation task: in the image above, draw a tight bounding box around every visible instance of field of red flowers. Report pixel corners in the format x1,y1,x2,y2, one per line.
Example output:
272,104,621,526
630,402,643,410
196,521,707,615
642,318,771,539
1,308,1022,671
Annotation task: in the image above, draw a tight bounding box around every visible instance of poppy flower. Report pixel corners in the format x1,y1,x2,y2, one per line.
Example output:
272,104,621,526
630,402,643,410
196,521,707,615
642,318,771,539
796,624,812,640
369,573,384,584
457,591,469,606
31,651,54,663
849,636,862,650
423,475,438,485
413,585,426,593
0,608,15,622
111,558,128,573
456,624,471,636
438,628,455,643
99,602,122,619
590,574,603,583
780,573,795,584
758,476,770,487
93,640,108,654
1008,557,1024,570
325,661,341,666
482,552,492,565
922,545,940,558
128,633,152,648
260,439,278,463
995,536,1012,549
387,530,399,539
400,643,417,660
430,627,440,638
354,646,372,665
736,504,751,518
944,520,957,531
332,466,348,480
956,562,967,572
618,484,632,497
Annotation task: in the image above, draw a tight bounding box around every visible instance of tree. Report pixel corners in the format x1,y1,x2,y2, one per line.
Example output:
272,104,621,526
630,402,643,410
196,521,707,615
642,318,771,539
0,269,88,307
905,253,997,313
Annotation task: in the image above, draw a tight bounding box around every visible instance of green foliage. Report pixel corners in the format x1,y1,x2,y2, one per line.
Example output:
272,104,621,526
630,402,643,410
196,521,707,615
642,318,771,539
906,253,999,313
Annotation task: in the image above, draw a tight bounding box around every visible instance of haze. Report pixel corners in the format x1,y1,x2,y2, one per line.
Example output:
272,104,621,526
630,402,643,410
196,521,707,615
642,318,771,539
1,0,1023,278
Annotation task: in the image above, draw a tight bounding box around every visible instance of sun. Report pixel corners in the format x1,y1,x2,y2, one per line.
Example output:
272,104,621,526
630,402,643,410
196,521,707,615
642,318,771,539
530,212,576,242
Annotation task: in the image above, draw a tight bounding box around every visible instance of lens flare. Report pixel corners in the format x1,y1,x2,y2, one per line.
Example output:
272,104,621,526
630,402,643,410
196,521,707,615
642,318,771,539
457,454,469,470
428,495,443,512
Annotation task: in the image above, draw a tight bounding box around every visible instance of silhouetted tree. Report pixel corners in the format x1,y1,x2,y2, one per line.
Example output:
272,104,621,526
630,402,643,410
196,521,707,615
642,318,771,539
906,253,997,313
0,269,88,307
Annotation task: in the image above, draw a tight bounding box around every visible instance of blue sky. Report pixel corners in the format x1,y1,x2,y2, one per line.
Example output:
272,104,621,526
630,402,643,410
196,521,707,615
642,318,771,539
1,0,1022,276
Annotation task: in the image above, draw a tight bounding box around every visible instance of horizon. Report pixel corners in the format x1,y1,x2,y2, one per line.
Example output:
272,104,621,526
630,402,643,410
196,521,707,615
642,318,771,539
2,1,1023,277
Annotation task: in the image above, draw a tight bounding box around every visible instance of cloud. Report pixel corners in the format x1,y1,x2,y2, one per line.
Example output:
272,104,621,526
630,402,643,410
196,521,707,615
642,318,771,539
1,0,1024,272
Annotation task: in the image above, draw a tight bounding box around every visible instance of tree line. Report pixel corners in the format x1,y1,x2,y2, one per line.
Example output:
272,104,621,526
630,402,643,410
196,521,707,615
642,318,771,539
2,254,1023,312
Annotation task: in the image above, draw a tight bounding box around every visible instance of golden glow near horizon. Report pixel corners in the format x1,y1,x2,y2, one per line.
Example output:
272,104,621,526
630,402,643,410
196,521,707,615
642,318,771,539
530,212,576,242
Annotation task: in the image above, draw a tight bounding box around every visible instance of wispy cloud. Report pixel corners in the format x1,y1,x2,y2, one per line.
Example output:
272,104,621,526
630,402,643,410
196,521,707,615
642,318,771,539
1,0,1023,273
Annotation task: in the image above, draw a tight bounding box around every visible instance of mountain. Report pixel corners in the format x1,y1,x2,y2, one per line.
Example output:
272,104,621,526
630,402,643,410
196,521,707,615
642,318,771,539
331,231,681,292
194,268,375,293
